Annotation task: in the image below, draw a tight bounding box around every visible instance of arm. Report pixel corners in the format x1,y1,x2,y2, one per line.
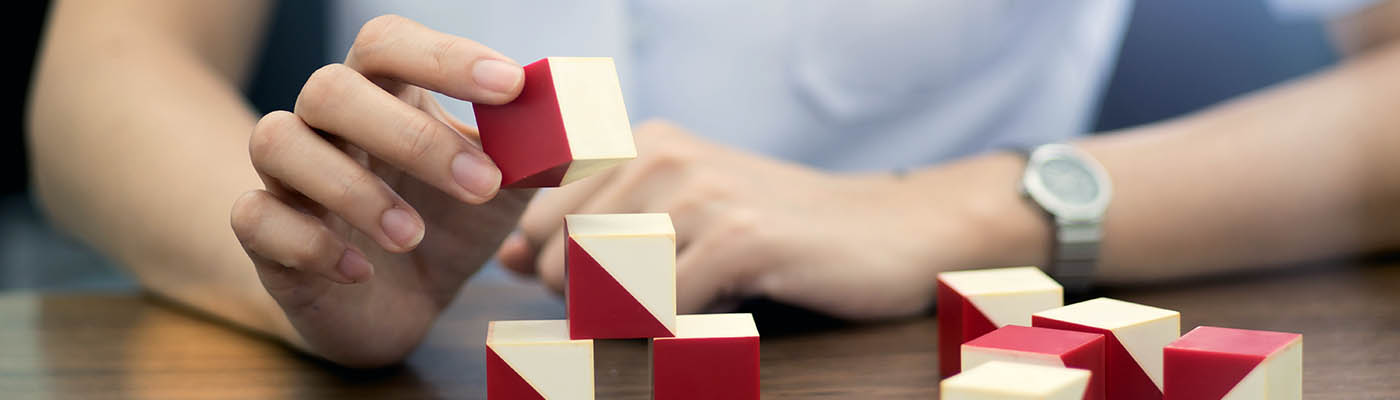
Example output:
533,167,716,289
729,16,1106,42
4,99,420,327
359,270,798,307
27,0,289,335
934,1,1400,282
31,3,527,366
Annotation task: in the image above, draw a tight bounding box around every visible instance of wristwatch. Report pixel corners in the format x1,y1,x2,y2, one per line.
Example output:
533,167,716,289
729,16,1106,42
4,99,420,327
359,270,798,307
1019,144,1112,292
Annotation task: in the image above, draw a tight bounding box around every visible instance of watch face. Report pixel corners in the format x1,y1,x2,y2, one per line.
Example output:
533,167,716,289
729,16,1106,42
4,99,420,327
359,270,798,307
1037,158,1099,205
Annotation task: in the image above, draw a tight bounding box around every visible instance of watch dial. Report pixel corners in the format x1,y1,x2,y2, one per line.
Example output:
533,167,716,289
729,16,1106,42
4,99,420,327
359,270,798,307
1038,158,1098,205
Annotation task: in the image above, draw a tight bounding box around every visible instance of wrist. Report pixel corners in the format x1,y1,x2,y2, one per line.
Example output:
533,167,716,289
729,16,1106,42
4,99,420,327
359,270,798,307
900,152,1051,270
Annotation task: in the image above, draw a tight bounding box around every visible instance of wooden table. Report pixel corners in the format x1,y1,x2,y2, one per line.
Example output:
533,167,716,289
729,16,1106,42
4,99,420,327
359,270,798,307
1,262,1397,399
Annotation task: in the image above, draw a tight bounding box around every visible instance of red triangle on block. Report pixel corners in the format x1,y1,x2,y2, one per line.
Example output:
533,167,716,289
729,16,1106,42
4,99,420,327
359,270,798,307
487,346,544,400
566,236,672,340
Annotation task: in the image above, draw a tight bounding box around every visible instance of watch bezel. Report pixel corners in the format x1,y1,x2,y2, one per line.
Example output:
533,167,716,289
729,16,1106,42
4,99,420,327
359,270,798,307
1021,144,1113,222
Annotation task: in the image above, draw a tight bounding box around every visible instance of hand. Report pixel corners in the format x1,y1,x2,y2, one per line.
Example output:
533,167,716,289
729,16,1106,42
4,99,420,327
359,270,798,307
497,121,994,320
229,15,531,367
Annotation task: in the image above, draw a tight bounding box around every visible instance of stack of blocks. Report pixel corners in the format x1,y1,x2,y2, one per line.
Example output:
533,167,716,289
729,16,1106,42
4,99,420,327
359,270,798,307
937,266,1303,400
477,57,758,399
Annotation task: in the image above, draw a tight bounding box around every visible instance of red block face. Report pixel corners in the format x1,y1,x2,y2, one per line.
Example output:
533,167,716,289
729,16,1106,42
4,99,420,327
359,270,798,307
650,313,761,400
651,336,760,400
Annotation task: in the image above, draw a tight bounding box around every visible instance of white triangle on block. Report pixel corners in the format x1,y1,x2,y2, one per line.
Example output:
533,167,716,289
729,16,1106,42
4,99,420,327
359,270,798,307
572,234,677,334
966,290,1064,328
940,267,1063,327
487,320,595,400
1038,298,1179,391
491,342,593,399
1222,337,1302,400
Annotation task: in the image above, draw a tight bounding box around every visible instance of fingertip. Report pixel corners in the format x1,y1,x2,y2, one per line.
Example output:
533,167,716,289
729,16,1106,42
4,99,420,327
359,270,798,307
496,233,535,274
380,207,425,252
451,152,502,204
470,59,524,103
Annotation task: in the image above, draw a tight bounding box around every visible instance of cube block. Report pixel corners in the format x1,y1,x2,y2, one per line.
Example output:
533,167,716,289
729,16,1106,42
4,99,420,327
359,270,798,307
565,213,677,339
962,325,1106,400
1033,298,1180,400
473,57,636,188
1164,326,1302,400
942,360,1091,400
486,320,594,400
651,313,760,400
938,266,1063,377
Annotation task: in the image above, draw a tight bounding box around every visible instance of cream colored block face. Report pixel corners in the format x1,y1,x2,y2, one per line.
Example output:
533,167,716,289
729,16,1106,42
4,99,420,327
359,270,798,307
548,57,637,185
1221,338,1303,400
1034,298,1179,390
566,213,677,333
961,346,1065,372
487,320,595,399
939,266,1064,327
671,313,760,338
941,361,1090,400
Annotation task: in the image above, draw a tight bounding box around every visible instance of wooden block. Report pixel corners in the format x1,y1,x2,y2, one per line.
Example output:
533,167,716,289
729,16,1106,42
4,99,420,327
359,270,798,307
962,325,1106,400
565,213,676,339
1033,298,1179,400
942,360,1091,400
937,266,1063,377
1164,326,1302,400
486,320,594,400
651,313,760,400
473,57,636,188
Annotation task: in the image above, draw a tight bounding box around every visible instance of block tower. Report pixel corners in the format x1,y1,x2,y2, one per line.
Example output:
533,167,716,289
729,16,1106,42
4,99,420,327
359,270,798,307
479,57,760,399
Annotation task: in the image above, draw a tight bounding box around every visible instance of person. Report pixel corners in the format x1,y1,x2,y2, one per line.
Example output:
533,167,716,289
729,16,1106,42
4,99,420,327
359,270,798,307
27,1,1400,367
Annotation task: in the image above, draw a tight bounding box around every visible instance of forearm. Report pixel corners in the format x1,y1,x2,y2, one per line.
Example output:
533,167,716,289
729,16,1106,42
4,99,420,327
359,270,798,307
902,40,1400,284
27,1,298,342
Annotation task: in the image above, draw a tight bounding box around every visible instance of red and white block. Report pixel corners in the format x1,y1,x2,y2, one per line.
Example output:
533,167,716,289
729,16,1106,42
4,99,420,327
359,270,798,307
1164,326,1302,400
565,213,677,339
961,325,1106,400
473,57,637,188
938,266,1063,377
942,361,1091,400
486,320,594,400
651,313,760,400
1033,298,1179,400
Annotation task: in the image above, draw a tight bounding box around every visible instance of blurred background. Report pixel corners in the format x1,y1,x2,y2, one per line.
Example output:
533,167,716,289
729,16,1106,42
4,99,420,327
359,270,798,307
1,0,1339,292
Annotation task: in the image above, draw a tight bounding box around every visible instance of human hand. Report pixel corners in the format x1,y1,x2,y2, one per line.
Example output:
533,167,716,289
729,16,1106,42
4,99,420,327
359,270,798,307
229,15,531,366
497,121,995,320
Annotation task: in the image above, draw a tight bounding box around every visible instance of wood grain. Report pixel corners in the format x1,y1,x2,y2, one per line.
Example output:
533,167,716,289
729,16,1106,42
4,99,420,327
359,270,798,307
0,263,1396,399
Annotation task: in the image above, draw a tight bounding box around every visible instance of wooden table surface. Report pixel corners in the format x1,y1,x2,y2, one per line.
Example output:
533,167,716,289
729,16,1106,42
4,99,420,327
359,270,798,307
1,262,1397,399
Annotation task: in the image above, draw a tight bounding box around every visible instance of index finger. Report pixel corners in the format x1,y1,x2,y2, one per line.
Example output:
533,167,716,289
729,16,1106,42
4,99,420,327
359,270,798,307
345,15,523,104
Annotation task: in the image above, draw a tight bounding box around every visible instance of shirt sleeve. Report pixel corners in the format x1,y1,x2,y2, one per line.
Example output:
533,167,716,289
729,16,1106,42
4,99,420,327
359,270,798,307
1267,0,1382,20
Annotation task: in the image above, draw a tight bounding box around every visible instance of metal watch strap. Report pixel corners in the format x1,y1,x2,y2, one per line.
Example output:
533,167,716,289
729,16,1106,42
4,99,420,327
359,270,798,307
1053,219,1100,293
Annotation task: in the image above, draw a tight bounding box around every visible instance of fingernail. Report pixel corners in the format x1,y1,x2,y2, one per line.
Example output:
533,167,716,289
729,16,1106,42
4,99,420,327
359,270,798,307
472,59,523,95
381,208,424,248
452,152,501,199
336,248,373,283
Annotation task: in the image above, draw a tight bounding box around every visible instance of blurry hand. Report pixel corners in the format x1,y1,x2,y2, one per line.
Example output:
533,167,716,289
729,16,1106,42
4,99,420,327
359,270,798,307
229,15,531,366
498,121,983,320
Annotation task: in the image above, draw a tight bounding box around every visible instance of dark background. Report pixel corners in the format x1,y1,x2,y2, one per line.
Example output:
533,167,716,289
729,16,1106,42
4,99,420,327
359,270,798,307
1,1,1340,290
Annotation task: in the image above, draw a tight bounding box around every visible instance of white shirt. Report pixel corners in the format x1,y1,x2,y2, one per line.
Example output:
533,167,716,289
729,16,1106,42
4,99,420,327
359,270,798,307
329,1,1359,172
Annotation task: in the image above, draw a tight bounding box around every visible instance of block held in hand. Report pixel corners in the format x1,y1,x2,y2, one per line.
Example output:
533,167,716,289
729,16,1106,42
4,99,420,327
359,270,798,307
473,57,636,188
